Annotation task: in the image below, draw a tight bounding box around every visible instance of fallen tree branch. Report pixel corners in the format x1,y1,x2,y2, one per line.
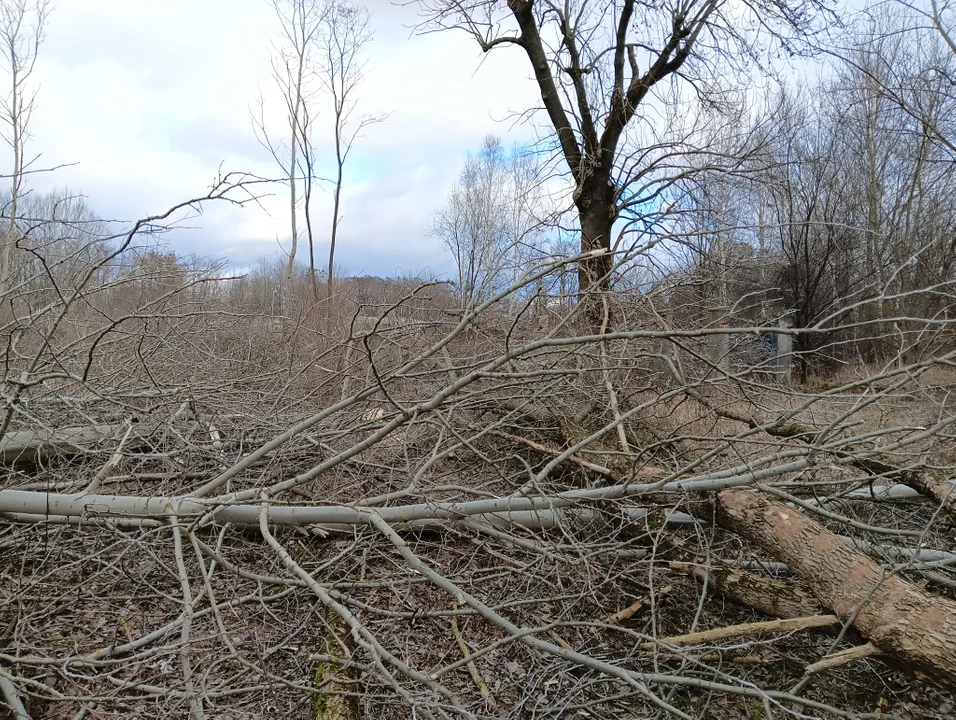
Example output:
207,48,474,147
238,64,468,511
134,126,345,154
647,615,839,648
0,454,821,527
805,642,881,676
0,424,150,464
467,423,618,478
449,610,493,709
0,670,31,720
605,584,675,624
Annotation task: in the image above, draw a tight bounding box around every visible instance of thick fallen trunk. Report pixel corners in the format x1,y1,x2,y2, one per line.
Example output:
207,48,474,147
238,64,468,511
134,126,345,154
716,488,956,687
0,424,150,464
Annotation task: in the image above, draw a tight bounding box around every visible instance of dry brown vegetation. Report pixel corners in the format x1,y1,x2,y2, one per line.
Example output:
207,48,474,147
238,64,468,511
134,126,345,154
3,0,956,716
1,217,955,718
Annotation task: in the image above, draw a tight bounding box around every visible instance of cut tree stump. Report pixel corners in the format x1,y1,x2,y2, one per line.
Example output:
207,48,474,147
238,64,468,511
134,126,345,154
716,488,956,688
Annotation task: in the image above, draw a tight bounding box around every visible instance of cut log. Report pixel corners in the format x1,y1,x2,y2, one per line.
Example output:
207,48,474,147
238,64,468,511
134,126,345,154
716,488,956,688
685,564,826,619
0,424,150,464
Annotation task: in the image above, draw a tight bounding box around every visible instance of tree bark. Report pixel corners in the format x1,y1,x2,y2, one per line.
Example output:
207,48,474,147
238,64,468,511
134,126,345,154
0,424,149,464
687,564,826,620
716,488,956,687
576,179,616,327
903,470,956,520
578,206,614,290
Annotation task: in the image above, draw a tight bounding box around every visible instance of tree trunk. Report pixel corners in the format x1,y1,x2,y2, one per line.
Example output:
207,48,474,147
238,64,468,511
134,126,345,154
716,488,956,687
575,175,615,328
327,113,344,308
0,424,149,464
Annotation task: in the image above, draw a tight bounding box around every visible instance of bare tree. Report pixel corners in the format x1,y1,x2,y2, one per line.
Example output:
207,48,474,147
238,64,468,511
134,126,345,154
415,0,832,325
0,0,50,299
255,0,382,309
433,136,546,308
255,0,327,309
321,0,383,303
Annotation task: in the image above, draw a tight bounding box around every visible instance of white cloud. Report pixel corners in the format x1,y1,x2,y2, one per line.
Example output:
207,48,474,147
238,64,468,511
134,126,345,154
16,0,542,279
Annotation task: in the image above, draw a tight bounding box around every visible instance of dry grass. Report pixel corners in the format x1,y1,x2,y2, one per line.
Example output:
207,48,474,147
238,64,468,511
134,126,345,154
2,284,956,719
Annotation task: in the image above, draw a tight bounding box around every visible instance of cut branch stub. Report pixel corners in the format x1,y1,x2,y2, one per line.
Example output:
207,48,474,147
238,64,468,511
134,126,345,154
716,488,956,688
903,471,956,520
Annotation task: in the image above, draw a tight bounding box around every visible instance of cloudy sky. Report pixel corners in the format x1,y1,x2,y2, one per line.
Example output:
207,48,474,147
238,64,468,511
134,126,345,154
24,0,542,277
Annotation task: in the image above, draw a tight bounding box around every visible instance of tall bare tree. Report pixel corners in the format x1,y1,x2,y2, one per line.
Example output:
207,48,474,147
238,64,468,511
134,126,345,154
255,0,327,309
256,0,382,309
321,0,383,303
415,0,832,325
0,0,50,300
